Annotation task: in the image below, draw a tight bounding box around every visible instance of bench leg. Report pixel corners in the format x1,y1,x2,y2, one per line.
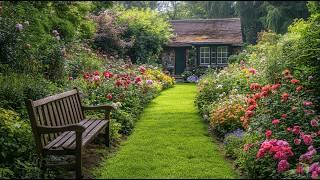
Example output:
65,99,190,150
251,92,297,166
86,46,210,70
105,120,111,148
75,134,83,179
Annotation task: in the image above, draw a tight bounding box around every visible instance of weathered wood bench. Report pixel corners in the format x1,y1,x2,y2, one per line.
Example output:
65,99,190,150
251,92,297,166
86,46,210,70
26,88,114,179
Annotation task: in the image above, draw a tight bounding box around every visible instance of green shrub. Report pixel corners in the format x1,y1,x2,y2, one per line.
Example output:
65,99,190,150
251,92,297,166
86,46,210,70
0,108,42,179
0,74,61,117
223,129,245,159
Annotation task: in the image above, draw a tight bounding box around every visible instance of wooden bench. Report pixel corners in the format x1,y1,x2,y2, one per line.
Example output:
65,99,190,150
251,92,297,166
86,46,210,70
25,88,114,179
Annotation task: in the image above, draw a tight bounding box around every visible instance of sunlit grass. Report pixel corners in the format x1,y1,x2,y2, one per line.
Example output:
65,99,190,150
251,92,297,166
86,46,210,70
93,83,238,179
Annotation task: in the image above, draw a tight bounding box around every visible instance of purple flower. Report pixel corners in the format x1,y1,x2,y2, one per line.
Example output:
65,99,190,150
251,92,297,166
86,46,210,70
15,23,23,31
309,162,319,173
146,80,153,85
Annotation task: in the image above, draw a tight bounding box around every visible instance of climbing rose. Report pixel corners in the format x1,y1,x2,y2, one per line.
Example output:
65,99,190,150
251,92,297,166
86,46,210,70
281,114,288,118
311,119,319,127
265,130,272,139
294,138,301,145
303,101,313,106
291,79,300,84
277,160,290,173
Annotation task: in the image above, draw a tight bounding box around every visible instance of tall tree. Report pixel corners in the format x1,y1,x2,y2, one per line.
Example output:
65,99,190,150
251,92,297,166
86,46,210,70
235,1,264,44
116,1,158,10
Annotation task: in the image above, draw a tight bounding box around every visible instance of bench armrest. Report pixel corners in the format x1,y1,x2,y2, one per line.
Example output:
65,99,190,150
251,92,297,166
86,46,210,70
82,105,115,111
37,124,85,134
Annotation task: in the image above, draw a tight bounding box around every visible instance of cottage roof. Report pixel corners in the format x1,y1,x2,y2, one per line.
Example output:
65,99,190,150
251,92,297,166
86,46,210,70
167,18,243,47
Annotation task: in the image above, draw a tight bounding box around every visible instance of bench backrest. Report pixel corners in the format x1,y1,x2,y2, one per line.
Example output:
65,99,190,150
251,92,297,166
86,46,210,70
26,88,85,152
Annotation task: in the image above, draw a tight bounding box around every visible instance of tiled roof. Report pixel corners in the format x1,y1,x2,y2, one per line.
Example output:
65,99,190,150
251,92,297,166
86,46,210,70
167,18,243,47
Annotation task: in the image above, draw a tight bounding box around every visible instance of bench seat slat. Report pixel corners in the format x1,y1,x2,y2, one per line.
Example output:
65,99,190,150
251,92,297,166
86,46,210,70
44,119,108,151
45,119,89,150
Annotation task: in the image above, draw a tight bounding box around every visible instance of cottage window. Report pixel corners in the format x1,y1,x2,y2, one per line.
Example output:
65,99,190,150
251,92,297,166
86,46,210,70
217,46,228,64
211,47,216,64
200,47,210,65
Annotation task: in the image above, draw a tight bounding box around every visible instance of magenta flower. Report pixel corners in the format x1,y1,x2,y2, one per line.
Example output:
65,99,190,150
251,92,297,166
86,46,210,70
277,160,290,173
294,138,301,145
303,101,313,106
272,119,280,125
311,119,318,127
265,130,272,139
302,134,313,145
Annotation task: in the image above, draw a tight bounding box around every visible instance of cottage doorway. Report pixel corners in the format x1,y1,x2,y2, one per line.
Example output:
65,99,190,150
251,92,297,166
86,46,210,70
174,47,186,75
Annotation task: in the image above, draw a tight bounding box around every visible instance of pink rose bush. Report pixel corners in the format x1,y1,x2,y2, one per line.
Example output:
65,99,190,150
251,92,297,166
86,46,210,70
239,69,320,178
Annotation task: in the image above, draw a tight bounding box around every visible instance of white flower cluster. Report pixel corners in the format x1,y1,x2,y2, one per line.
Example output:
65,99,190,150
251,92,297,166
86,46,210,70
112,102,122,109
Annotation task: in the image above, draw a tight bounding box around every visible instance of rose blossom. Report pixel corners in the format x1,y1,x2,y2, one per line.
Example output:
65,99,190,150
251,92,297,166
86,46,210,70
248,68,257,75
296,86,303,92
281,93,289,102
296,164,304,174
281,114,288,118
277,160,290,173
292,126,300,135
272,119,280,125
291,79,300,84
265,130,272,139
271,83,281,90
93,71,100,76
302,134,313,145
106,93,112,100
245,110,254,118
294,138,301,145
311,119,319,127
246,104,257,111
303,101,313,106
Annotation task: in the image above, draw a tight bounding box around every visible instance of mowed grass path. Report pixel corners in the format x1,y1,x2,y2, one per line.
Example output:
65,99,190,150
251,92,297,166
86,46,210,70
94,83,238,179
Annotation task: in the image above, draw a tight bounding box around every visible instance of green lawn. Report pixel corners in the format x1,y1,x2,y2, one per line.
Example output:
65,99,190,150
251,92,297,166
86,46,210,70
93,83,238,179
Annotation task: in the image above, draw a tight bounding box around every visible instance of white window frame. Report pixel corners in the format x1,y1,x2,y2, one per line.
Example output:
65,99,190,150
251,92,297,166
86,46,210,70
199,47,210,65
211,47,216,64
217,46,228,64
